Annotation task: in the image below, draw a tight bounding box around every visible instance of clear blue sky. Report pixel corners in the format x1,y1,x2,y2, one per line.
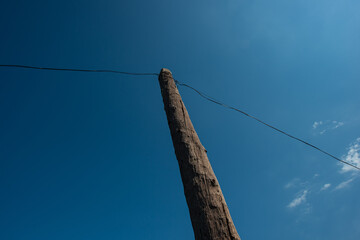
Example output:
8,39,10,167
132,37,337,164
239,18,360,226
1,0,360,239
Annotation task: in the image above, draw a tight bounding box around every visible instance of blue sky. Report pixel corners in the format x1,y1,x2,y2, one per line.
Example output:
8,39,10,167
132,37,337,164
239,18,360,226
1,0,360,239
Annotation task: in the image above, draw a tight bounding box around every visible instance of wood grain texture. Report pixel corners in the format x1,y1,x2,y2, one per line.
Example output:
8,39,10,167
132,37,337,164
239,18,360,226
158,68,241,240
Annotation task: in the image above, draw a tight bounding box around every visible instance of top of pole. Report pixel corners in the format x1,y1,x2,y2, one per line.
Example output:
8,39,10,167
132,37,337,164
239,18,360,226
160,68,172,74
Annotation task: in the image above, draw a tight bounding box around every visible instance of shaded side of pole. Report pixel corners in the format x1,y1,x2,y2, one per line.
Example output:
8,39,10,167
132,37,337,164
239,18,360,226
158,68,241,240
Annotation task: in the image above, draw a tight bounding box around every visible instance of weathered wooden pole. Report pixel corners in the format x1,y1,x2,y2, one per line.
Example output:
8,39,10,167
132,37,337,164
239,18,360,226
158,68,241,240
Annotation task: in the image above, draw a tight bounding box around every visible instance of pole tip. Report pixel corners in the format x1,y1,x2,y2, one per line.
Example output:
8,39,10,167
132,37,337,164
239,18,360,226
160,68,172,74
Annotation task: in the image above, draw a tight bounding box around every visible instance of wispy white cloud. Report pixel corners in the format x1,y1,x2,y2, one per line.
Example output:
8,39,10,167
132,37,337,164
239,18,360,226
320,183,331,191
287,190,308,208
341,138,360,173
312,120,344,135
313,121,323,129
333,121,344,129
334,178,355,190
284,178,300,189
284,138,359,214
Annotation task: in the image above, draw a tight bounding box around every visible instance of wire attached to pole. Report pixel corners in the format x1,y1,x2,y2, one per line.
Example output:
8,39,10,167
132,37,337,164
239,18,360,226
1,64,358,171
0,64,159,76
175,80,360,171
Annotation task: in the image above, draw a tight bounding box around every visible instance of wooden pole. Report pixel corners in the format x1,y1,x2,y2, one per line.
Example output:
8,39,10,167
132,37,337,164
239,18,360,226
158,68,241,240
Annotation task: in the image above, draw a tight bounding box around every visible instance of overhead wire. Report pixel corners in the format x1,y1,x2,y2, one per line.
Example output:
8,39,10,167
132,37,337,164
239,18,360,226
0,64,159,76
0,64,358,171
174,80,360,171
